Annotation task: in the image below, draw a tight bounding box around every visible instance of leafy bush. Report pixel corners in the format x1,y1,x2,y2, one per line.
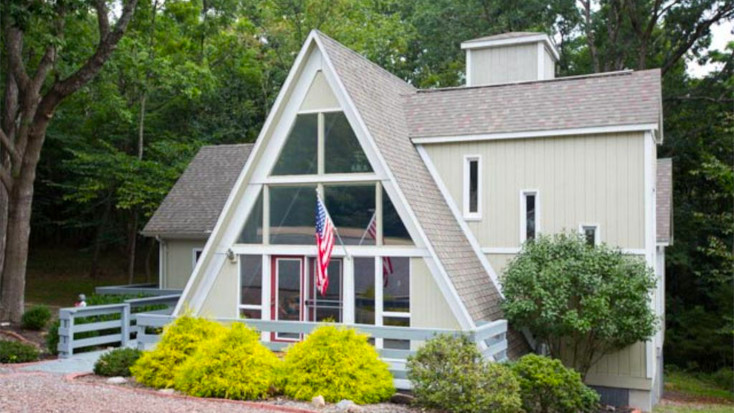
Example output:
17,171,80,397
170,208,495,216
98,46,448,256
21,305,52,330
279,325,395,404
174,323,280,400
511,354,599,413
94,348,142,377
46,320,60,355
0,340,40,363
407,334,522,413
710,367,734,392
130,315,226,388
502,233,658,377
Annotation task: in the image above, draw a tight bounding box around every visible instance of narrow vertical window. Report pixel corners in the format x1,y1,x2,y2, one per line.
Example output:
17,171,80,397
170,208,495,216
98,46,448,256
464,156,481,219
521,190,539,243
580,224,599,246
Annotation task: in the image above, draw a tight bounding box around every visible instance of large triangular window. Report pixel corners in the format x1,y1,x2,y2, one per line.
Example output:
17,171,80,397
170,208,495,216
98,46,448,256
324,112,371,173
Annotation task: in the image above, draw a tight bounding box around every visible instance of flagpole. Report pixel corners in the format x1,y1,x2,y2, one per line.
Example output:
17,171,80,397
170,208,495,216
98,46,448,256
315,188,352,261
358,212,376,246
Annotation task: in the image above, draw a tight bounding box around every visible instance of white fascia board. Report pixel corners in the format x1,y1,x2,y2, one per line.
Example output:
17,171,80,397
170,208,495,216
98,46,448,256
314,34,476,331
230,245,430,257
461,34,560,61
411,124,660,145
174,32,322,315
417,145,505,300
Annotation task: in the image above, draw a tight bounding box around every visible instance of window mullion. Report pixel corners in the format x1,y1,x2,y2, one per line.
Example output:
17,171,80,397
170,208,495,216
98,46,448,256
263,185,270,245
317,112,325,175
376,182,383,246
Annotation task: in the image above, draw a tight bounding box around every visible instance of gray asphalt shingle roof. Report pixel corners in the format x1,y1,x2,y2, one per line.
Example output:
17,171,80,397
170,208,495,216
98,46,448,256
142,144,253,238
657,158,673,244
404,69,662,138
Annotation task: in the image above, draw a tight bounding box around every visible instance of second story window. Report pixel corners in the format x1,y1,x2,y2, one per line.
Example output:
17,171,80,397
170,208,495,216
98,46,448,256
521,190,539,242
580,224,599,246
464,156,481,220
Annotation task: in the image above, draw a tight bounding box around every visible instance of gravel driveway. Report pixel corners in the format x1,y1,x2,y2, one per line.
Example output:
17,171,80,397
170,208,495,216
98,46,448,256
0,370,314,413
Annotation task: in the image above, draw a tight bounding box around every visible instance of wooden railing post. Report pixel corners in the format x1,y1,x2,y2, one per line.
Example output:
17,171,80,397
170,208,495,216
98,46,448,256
121,304,131,348
58,308,74,358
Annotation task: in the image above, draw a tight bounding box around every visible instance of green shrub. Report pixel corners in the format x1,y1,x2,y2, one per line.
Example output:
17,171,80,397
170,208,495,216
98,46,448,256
407,334,522,413
21,305,52,330
279,325,395,404
174,323,280,400
511,354,599,413
709,368,734,392
130,315,226,388
46,320,60,355
0,340,40,363
94,348,142,377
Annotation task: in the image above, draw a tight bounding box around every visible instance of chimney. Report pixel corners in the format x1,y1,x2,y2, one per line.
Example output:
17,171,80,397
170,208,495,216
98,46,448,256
461,32,559,86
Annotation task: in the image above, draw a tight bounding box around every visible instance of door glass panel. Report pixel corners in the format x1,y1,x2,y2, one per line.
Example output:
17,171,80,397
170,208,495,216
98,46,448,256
307,258,342,322
276,259,301,339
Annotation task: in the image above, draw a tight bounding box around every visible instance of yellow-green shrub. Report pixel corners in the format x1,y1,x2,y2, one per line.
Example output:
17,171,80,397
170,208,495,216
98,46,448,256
130,315,225,388
174,323,280,400
279,325,395,404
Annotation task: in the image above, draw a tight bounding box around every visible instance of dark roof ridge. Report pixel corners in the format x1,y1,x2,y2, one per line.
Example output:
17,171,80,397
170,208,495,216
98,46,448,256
415,69,654,94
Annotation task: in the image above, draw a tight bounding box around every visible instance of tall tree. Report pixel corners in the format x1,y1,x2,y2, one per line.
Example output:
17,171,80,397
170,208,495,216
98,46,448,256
0,0,138,322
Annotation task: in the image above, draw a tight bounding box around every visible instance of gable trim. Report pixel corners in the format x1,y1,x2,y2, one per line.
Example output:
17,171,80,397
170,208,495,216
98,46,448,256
411,123,659,144
313,34,476,330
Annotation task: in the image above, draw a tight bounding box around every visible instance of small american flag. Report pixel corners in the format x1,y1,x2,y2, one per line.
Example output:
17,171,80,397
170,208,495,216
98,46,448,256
366,214,393,286
315,197,335,296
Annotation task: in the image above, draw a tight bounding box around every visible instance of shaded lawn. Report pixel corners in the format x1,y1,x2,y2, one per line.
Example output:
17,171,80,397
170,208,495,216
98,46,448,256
25,246,153,307
655,370,734,413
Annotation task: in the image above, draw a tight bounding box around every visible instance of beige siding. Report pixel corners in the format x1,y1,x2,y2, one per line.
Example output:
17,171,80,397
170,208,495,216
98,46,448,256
469,43,538,86
411,257,461,330
486,254,514,277
543,48,555,80
199,259,238,318
424,132,646,250
300,71,338,111
581,342,652,390
162,239,206,290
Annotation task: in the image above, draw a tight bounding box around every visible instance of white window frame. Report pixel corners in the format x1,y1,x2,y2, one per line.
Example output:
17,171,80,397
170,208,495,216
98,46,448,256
237,255,264,319
192,248,203,269
578,223,601,246
519,189,540,243
463,155,482,220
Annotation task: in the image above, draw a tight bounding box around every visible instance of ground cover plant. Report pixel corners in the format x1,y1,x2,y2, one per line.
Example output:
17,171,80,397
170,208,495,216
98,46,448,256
278,325,395,404
174,323,280,400
94,348,142,377
0,340,39,363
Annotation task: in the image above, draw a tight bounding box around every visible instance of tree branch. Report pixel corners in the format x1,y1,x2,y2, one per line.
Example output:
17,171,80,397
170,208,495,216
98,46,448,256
0,164,12,192
0,129,20,166
95,0,111,39
4,27,31,91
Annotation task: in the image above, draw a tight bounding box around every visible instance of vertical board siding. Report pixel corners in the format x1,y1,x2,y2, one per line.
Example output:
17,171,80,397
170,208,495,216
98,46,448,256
424,132,646,250
543,51,555,80
300,71,339,111
200,257,239,318
411,257,461,330
164,239,207,289
470,43,538,85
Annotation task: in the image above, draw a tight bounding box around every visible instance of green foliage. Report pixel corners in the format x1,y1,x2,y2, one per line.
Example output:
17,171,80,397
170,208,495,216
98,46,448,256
0,340,40,363
94,348,142,377
174,323,280,400
21,305,52,330
46,320,60,356
407,334,523,413
511,354,599,413
279,325,395,404
130,315,226,389
502,233,658,376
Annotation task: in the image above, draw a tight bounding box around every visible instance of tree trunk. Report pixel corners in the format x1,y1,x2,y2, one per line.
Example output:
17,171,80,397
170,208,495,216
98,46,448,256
126,211,138,284
145,237,155,283
0,184,7,290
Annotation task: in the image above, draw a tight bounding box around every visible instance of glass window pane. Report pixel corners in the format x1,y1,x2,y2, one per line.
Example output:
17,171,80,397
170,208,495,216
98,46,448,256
240,309,261,320
237,190,263,244
272,114,318,175
324,185,375,245
324,112,372,174
239,255,262,306
469,160,478,213
307,258,342,322
276,258,302,340
383,257,409,313
354,257,375,325
270,185,317,245
584,227,596,246
526,194,536,240
383,188,412,245
383,316,410,350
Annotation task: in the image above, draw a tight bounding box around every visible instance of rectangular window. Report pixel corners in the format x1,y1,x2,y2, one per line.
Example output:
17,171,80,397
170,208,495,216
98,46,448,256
239,255,263,319
382,257,410,350
354,257,376,325
324,184,375,245
579,224,599,246
463,156,481,219
521,190,539,242
269,185,317,245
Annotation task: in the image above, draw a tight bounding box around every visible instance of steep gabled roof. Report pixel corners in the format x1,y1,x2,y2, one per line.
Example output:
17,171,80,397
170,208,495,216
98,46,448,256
404,69,662,139
143,144,253,238
316,32,530,357
657,158,673,244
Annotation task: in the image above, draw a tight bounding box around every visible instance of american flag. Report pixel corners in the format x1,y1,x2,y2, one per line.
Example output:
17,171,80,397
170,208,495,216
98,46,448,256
366,214,393,286
315,197,335,296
